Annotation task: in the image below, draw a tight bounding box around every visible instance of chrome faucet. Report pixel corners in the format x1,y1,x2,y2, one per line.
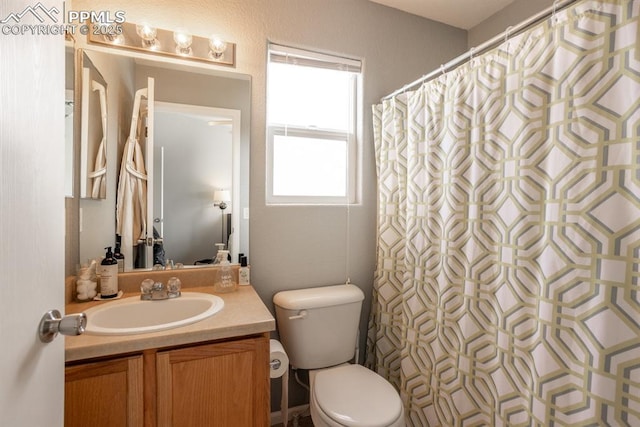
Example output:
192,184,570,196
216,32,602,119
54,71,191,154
140,277,182,300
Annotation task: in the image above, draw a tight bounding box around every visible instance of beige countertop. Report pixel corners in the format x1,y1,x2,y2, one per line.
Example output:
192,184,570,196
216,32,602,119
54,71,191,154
65,285,275,362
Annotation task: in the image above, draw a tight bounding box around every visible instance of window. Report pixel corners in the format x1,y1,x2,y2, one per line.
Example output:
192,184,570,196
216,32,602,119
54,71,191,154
266,43,361,204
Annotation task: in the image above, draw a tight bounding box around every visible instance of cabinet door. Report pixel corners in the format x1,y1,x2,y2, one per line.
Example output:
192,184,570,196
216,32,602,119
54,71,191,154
156,335,269,427
65,355,144,427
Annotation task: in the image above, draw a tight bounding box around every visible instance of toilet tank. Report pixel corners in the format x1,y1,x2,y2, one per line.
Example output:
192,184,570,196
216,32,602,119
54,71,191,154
273,284,365,369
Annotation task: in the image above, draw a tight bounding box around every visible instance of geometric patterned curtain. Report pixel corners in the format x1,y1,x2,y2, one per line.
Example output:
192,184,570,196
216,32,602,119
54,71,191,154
367,1,640,425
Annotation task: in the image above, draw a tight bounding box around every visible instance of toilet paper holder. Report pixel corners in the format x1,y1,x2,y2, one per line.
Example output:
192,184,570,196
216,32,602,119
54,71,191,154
270,359,282,370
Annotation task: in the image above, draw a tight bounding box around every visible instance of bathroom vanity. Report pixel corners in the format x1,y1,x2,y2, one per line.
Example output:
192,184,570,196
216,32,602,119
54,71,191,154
64,285,274,427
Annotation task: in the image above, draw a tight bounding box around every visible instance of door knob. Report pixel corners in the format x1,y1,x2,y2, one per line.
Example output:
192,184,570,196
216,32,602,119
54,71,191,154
39,310,87,343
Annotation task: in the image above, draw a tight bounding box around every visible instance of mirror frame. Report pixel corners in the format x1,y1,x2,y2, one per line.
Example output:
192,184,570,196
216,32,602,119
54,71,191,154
67,44,251,274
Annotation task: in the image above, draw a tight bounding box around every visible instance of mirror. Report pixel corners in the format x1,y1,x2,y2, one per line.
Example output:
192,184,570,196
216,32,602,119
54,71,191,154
71,47,250,272
153,102,239,267
79,53,108,199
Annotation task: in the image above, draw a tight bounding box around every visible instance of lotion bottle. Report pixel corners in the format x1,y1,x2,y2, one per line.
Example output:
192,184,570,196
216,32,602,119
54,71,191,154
99,246,119,298
239,256,250,286
114,243,125,273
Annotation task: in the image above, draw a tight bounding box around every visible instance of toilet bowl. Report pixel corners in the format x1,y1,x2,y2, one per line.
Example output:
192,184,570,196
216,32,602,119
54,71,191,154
273,285,404,426
309,364,404,427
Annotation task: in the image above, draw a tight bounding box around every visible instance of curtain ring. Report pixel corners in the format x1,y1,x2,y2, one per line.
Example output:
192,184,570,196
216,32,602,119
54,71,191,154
504,25,513,53
504,26,513,44
552,0,559,23
440,64,446,75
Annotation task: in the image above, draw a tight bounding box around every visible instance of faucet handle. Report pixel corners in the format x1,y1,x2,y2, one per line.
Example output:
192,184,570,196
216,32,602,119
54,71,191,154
141,278,155,295
167,277,182,297
139,278,180,300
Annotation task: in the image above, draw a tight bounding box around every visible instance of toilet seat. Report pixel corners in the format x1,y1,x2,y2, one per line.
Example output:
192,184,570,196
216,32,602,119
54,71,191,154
312,364,404,427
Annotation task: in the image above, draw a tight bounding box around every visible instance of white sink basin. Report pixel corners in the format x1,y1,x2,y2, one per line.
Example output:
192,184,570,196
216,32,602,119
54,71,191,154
83,292,224,335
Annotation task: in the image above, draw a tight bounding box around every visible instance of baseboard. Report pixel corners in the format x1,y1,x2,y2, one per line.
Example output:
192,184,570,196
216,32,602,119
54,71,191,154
270,404,310,425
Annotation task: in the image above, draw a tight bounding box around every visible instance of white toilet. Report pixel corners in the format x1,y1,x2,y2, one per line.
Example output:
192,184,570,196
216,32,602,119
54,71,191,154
274,284,404,427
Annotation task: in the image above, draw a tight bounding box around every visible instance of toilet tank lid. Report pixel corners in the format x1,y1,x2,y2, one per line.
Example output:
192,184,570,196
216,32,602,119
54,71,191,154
274,284,364,310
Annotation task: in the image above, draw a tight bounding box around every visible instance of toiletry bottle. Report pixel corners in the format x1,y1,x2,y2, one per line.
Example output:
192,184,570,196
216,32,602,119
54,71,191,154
214,250,236,293
114,243,125,273
213,243,225,264
99,247,119,298
239,256,250,286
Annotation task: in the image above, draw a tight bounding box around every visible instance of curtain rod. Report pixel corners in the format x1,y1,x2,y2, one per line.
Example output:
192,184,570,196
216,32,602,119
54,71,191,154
382,0,578,100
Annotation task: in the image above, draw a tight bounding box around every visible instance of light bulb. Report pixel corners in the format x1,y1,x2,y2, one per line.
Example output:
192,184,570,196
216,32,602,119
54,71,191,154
173,31,193,55
103,33,124,45
136,24,157,41
208,36,227,59
136,24,159,49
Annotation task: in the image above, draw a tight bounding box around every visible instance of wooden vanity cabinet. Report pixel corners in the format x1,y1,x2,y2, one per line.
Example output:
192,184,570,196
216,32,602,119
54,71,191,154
65,333,270,427
65,355,144,427
156,334,270,427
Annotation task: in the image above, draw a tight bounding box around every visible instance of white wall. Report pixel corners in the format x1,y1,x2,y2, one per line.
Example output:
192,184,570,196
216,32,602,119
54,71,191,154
154,112,233,264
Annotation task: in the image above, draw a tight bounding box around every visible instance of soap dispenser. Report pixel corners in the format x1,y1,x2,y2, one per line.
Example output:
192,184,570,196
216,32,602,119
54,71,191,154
99,246,119,298
213,243,225,264
214,250,236,293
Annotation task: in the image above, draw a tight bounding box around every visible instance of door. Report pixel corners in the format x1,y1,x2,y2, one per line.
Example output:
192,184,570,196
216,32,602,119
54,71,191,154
144,77,155,268
0,0,65,425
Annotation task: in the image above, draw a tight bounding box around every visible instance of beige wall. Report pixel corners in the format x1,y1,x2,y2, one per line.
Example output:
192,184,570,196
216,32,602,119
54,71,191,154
70,0,467,411
468,0,553,48
64,0,572,415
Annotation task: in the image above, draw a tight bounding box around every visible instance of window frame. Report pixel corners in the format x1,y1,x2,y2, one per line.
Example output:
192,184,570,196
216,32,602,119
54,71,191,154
266,43,360,206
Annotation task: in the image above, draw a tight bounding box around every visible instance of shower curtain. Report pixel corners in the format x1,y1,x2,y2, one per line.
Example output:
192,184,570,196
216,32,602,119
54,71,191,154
367,1,640,425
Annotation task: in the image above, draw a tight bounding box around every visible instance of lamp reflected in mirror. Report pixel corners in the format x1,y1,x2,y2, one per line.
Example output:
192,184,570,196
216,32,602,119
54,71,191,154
214,190,231,249
214,190,230,210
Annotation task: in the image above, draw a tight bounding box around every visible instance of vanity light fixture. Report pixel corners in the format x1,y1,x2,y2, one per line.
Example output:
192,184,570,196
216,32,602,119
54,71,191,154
88,21,236,67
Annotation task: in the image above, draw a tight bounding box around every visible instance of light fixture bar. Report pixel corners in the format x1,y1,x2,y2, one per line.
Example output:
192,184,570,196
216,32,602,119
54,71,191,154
88,21,236,67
